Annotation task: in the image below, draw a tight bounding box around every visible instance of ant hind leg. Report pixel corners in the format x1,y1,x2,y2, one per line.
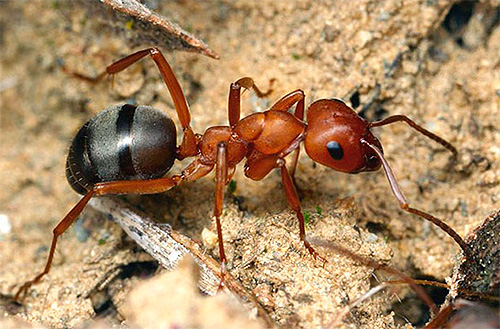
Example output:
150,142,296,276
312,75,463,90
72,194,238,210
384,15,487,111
14,191,95,302
228,77,275,127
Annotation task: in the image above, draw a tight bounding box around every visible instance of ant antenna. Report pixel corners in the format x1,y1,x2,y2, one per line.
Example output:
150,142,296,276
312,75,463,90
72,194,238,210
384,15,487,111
369,115,458,157
361,139,471,258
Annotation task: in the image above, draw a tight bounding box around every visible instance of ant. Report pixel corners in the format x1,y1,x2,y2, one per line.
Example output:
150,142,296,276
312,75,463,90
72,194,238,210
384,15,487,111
14,47,471,301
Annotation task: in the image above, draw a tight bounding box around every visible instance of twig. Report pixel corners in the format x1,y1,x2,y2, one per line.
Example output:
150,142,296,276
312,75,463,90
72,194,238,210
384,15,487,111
326,282,390,328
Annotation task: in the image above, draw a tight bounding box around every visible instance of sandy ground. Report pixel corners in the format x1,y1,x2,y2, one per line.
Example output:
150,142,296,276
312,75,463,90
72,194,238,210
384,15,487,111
1,1,499,328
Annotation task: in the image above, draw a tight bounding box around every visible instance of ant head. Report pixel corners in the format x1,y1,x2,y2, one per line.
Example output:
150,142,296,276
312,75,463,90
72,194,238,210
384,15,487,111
304,99,382,173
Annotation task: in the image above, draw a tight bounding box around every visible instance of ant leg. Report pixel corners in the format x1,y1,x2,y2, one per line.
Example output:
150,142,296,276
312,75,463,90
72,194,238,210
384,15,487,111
91,176,181,195
289,146,301,181
278,159,327,263
214,142,229,289
228,77,274,127
92,158,215,196
244,152,278,181
269,89,305,117
14,176,179,301
14,191,95,301
268,90,306,178
369,115,457,156
60,65,107,84
15,161,214,301
425,303,454,329
106,48,197,159
360,139,472,258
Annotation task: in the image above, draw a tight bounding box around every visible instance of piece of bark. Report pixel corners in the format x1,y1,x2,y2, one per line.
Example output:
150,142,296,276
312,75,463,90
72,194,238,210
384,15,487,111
99,0,219,59
450,208,500,300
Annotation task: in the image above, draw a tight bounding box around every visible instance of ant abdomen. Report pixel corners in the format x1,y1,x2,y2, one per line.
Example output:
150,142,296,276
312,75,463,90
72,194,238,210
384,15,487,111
66,104,177,195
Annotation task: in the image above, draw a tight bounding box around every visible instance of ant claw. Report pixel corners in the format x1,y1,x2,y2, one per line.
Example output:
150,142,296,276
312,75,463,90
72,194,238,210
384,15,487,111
304,242,328,265
217,262,227,293
217,280,226,292
313,252,328,266
13,285,30,303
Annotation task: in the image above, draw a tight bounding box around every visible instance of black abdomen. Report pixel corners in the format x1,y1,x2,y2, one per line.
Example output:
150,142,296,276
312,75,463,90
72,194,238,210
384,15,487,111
66,104,177,194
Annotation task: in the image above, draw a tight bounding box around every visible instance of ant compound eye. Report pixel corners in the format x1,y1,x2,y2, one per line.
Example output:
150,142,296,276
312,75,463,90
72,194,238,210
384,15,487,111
326,141,343,160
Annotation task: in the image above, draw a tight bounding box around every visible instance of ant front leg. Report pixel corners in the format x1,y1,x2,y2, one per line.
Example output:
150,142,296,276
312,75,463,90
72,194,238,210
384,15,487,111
214,142,229,289
269,89,305,119
278,158,327,263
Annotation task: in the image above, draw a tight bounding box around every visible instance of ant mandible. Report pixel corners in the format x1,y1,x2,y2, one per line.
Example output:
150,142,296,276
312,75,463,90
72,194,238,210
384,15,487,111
14,48,471,301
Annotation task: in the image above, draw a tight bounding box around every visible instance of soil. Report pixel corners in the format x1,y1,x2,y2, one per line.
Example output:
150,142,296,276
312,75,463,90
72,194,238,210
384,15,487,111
0,1,499,328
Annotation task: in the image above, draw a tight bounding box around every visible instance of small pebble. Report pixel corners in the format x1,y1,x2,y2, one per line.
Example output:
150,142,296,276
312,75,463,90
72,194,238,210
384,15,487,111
365,233,379,243
202,228,218,249
0,214,12,236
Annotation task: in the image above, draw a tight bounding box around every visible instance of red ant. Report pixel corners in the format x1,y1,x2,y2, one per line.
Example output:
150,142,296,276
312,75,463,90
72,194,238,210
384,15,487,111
14,48,471,301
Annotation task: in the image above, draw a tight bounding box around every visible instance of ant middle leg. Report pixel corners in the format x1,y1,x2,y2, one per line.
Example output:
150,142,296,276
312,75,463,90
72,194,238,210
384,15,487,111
213,142,230,289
